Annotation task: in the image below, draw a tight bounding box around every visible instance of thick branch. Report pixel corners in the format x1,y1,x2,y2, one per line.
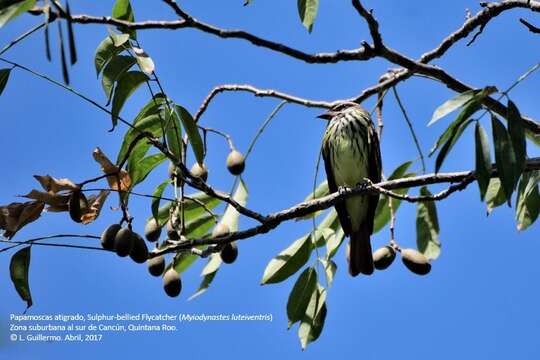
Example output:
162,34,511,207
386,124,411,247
152,157,540,257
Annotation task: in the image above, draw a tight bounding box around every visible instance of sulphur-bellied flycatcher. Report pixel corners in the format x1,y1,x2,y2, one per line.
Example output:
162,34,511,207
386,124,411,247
320,103,381,276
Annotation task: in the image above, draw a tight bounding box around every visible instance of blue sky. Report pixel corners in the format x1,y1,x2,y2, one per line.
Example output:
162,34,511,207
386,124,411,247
1,1,540,359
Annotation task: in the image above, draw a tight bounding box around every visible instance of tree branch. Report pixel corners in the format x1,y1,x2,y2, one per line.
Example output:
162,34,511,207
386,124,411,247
193,84,334,123
152,157,540,257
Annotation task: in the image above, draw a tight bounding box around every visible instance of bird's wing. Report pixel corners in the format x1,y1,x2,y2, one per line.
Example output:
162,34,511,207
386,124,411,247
366,124,382,235
322,144,352,235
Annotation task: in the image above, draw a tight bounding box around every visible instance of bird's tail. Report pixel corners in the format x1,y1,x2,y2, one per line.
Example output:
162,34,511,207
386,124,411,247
348,222,374,276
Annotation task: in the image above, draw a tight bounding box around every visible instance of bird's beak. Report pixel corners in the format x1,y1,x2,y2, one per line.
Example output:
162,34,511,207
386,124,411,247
317,110,336,120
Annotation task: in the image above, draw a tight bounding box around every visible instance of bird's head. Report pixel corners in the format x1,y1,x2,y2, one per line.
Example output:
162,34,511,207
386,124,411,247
317,102,362,120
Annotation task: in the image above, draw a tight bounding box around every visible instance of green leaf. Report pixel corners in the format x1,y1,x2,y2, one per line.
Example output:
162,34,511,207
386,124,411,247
261,234,313,285
111,71,149,129
491,115,518,202
311,209,340,248
133,47,155,74
507,100,527,174
185,212,216,239
326,226,344,259
373,161,415,233
9,246,32,310
165,107,183,162
183,194,221,225
297,0,319,33
305,181,328,201
516,171,540,231
109,32,130,47
435,118,474,173
0,68,11,95
0,0,35,28
318,259,336,287
112,0,136,39
94,36,126,76
298,180,329,220
485,178,506,215
176,105,204,165
151,179,170,222
189,253,221,301
430,98,483,156
298,285,326,350
189,269,218,301
221,179,248,232
101,55,136,101
153,191,221,226
429,90,477,126
172,252,198,274
416,187,441,260
287,267,317,328
129,153,166,187
429,86,496,126
475,122,491,200
116,93,166,165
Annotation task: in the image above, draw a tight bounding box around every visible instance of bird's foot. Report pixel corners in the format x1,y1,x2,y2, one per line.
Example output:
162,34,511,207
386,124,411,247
356,178,373,190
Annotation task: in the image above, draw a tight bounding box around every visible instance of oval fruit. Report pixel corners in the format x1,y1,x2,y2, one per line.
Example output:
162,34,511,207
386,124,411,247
373,246,396,270
166,220,180,240
163,268,182,297
144,218,162,242
401,248,431,275
148,255,165,277
114,228,134,257
129,233,149,263
226,150,246,176
68,190,88,223
190,162,208,182
100,224,121,250
220,242,238,264
212,223,230,238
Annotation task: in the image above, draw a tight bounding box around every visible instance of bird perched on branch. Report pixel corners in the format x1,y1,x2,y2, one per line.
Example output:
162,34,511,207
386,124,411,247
320,103,381,276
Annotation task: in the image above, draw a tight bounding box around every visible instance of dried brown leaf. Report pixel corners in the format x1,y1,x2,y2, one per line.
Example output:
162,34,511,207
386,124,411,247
21,190,70,209
81,191,110,224
0,201,45,239
33,175,77,193
92,147,131,191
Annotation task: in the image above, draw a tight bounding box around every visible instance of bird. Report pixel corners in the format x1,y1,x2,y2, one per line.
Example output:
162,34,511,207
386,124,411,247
319,103,381,276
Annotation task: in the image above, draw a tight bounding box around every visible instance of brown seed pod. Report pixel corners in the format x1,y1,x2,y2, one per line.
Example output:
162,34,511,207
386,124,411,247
373,246,396,270
220,242,238,264
114,228,134,257
401,248,431,275
68,190,88,223
144,218,162,243
226,150,246,176
129,233,149,264
148,255,165,277
100,224,121,250
163,268,182,297
190,162,208,182
212,223,230,238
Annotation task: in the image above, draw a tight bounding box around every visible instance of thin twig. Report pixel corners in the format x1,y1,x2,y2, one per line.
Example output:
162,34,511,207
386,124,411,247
392,86,426,173
245,101,288,159
0,234,103,253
